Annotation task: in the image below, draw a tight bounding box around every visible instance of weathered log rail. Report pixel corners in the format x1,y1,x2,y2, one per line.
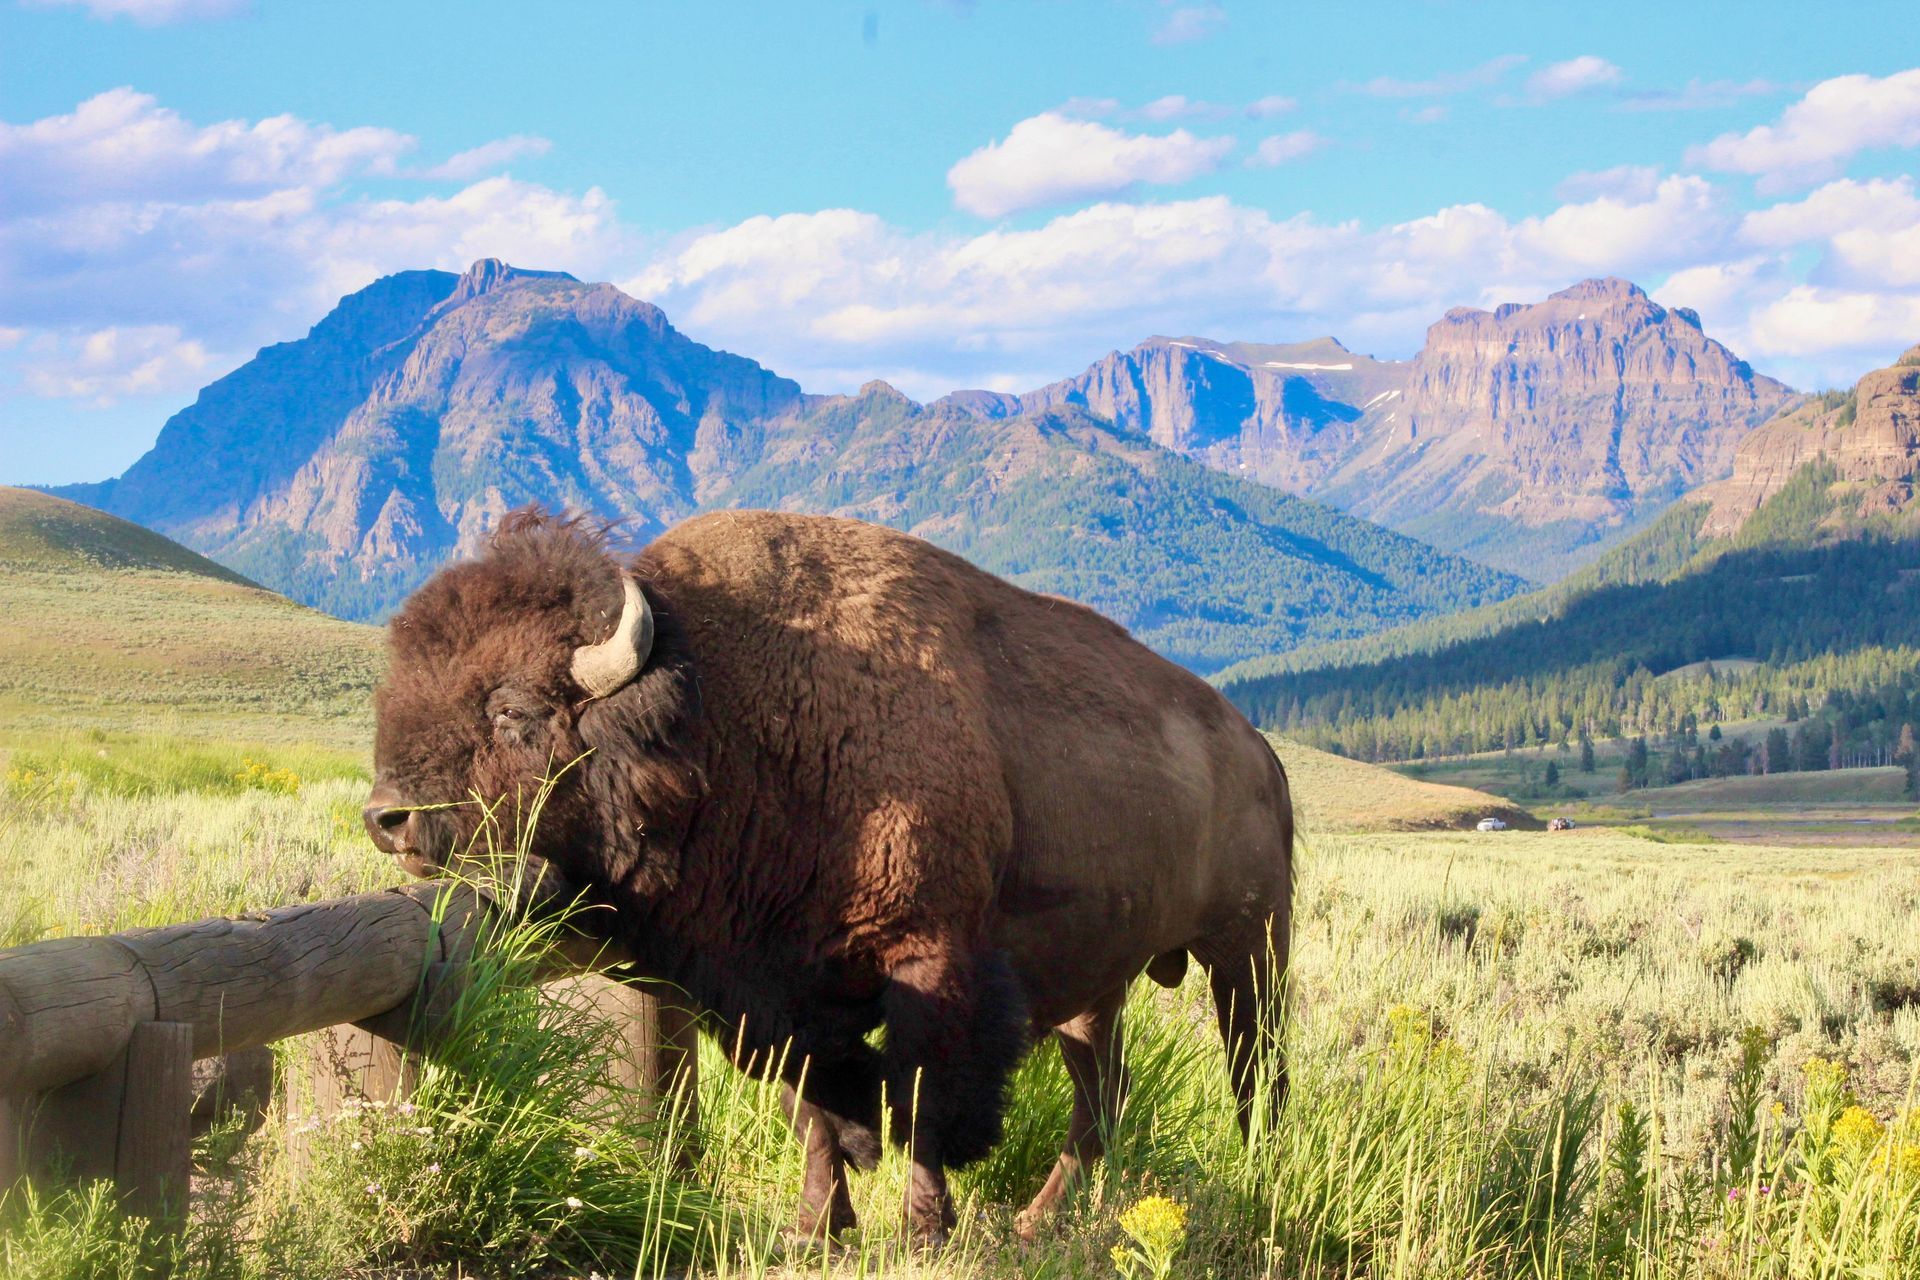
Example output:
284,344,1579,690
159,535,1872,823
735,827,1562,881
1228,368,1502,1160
0,883,698,1225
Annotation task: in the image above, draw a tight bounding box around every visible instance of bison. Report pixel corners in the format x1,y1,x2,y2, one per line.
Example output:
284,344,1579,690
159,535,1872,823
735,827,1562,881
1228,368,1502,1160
362,508,1292,1244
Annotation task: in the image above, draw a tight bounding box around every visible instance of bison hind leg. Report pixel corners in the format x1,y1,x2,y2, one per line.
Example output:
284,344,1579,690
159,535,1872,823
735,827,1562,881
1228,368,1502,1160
1145,948,1188,988
883,944,1031,1168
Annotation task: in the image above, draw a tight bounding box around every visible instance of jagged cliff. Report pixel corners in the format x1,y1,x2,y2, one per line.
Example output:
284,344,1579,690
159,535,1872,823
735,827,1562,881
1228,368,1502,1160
990,279,1797,580
1011,336,1406,493
1698,344,1920,538
1315,278,1798,575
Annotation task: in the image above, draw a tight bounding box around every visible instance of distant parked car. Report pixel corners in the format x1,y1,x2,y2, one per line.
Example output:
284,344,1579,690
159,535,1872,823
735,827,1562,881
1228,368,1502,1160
1475,817,1508,832
1548,817,1576,832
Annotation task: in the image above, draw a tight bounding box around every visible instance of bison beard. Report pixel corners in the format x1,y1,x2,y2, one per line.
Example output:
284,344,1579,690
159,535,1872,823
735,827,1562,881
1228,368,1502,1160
364,507,1294,1246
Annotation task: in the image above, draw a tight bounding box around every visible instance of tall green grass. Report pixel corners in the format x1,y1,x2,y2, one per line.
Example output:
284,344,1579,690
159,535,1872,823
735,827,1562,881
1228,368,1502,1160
3,734,1919,1276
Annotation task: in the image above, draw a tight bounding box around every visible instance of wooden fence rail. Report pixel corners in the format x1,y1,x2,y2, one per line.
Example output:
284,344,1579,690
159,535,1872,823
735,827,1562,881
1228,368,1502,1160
0,883,698,1226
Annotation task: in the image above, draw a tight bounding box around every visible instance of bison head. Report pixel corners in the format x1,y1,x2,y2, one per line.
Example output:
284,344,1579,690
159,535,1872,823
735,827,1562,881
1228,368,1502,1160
363,509,698,901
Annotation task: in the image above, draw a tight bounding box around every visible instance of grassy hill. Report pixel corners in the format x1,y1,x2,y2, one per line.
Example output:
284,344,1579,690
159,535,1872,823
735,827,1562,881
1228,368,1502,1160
1268,734,1530,833
0,487,382,751
1218,452,1920,788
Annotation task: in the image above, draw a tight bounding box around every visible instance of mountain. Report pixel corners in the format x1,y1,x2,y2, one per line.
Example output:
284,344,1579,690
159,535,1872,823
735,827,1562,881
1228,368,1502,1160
1696,344,1920,539
55,261,1522,673
1007,335,1406,494
1214,344,1920,771
0,487,380,748
63,260,803,619
1007,279,1798,582
718,383,1522,670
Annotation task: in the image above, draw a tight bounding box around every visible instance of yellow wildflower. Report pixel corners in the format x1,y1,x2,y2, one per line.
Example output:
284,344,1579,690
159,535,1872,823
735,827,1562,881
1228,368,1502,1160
1834,1105,1884,1153
1802,1057,1846,1094
1113,1195,1188,1280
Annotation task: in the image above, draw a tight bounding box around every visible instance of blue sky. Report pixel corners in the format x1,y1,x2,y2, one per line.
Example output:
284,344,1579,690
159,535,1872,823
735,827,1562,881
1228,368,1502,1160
4,0,1920,484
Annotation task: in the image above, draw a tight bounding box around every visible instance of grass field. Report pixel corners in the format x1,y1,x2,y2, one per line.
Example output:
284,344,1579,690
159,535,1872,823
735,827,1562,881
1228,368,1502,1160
6,491,1920,1278
0,488,381,751
6,729,1920,1278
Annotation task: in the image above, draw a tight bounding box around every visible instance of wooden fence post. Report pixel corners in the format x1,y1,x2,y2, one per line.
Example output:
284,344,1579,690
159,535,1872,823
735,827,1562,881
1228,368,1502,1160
2,1021,194,1226
547,975,701,1157
288,1024,421,1174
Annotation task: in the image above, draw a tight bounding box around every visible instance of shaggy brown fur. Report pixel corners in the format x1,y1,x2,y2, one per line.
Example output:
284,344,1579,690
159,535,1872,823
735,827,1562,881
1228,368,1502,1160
366,508,1293,1243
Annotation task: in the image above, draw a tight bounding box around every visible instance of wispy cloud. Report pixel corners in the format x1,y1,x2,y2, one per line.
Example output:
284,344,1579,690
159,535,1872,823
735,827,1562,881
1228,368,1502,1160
1246,130,1324,168
1063,93,1299,123
1526,56,1623,101
1615,78,1786,113
21,0,247,23
1245,95,1297,119
1152,2,1225,46
1138,94,1233,122
1359,55,1527,99
419,135,553,181
1555,164,1661,203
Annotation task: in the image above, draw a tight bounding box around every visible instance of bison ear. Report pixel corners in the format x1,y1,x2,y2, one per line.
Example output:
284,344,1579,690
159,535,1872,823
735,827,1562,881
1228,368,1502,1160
571,572,655,700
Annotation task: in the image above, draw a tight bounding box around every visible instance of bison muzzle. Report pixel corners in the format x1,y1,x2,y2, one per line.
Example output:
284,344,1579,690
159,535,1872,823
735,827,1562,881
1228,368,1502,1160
364,507,1293,1245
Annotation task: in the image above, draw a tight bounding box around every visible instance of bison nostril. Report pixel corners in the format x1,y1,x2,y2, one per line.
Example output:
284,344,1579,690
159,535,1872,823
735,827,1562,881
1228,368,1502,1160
363,803,412,842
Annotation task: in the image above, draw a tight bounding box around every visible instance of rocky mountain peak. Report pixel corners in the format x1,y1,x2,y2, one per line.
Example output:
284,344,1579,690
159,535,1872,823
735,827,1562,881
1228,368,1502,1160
1552,276,1648,303
855,379,917,407
1309,277,1800,578
445,257,578,307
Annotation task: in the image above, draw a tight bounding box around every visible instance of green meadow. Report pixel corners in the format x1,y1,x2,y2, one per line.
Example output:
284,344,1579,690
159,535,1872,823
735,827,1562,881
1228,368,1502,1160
4,488,1920,1278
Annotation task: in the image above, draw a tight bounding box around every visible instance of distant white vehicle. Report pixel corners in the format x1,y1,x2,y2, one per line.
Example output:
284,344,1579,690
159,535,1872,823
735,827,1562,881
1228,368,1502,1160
1475,817,1509,832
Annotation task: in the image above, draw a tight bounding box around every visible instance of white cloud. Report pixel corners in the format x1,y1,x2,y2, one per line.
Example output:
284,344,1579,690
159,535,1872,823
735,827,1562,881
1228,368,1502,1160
946,113,1234,218
0,88,413,217
1514,175,1729,273
1745,286,1920,359
22,0,247,23
1404,105,1449,125
1615,78,1783,113
1527,56,1623,101
627,176,1775,399
0,93,628,393
1690,68,1920,190
1359,55,1527,99
1057,96,1122,120
1740,178,1920,290
1555,164,1661,203
23,325,214,401
1152,3,1225,46
1246,131,1324,168
1740,177,1920,248
1137,95,1232,122
1245,95,1297,119
419,134,553,181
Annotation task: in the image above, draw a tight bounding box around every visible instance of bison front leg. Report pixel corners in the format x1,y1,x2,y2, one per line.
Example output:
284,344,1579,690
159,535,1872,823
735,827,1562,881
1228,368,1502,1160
781,1085,858,1241
882,944,1030,1246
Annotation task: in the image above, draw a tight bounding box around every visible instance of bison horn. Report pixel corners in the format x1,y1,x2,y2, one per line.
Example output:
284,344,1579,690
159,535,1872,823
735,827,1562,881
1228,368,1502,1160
571,571,654,700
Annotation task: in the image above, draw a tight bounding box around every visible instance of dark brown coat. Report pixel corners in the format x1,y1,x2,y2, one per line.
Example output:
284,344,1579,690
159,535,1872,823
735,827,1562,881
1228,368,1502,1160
366,508,1292,1241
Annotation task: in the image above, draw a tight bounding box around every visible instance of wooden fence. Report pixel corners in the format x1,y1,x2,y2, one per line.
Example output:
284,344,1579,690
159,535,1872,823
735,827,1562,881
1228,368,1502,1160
0,883,698,1225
